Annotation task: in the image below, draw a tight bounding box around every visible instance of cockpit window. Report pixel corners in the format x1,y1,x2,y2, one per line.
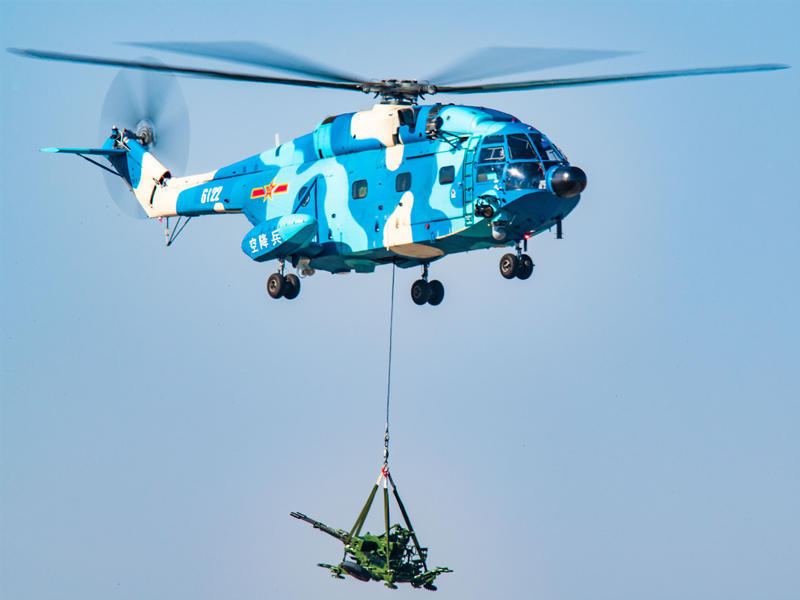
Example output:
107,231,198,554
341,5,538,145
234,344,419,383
478,146,505,162
505,162,544,190
530,132,563,162
473,131,564,191
507,134,538,160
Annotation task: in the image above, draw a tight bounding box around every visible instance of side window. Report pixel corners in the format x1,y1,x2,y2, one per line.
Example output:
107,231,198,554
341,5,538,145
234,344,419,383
478,145,505,162
352,179,368,199
297,185,310,208
439,165,455,184
395,172,411,192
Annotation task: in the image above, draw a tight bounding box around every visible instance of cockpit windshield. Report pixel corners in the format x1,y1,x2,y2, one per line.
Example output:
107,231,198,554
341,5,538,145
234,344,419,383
507,134,538,160
476,163,504,183
505,162,544,190
475,131,563,191
529,132,564,162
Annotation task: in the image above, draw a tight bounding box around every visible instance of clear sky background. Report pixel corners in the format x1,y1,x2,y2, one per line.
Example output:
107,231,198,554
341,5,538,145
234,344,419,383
2,1,798,599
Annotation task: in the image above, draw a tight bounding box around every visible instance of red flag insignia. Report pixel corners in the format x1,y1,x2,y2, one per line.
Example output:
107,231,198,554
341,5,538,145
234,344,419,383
251,178,289,202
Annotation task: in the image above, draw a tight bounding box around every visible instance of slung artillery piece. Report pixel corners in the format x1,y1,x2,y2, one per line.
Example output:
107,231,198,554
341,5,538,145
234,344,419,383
291,468,451,590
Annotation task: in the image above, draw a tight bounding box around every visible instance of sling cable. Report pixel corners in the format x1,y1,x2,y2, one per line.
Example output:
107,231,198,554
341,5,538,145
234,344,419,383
291,263,452,590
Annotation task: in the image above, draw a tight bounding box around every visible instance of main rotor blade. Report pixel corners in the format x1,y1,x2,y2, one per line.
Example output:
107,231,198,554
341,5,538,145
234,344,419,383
436,63,789,94
8,48,363,92
428,46,635,85
125,41,363,83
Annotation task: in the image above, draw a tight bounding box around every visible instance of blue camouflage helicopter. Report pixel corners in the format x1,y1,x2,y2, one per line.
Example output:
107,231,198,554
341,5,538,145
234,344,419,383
9,44,787,305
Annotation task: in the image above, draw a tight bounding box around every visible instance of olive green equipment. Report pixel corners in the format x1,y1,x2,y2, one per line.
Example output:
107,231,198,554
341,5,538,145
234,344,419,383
290,467,451,590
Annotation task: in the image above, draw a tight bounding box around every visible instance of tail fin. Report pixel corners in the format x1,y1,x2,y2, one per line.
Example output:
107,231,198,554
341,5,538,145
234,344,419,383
109,128,172,215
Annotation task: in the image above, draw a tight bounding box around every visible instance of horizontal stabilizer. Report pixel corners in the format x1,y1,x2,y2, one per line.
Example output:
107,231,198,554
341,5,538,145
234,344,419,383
41,147,126,156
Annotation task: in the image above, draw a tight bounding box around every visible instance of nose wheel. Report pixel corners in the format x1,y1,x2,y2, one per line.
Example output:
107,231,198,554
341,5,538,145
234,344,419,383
267,260,301,300
410,263,444,306
499,245,534,280
516,254,534,279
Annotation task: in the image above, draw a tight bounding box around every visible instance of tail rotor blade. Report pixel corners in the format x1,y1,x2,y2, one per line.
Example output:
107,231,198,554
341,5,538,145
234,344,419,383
134,62,191,175
97,57,190,219
99,169,145,219
99,68,146,219
139,65,172,127
98,69,139,134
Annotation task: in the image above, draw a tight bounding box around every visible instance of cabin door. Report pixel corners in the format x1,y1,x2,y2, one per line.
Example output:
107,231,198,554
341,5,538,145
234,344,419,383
293,176,321,243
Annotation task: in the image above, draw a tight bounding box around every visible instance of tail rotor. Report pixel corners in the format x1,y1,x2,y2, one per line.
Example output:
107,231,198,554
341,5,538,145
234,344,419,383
98,57,190,218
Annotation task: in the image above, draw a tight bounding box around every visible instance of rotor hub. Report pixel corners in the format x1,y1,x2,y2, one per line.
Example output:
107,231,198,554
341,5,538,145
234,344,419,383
135,118,156,147
359,79,436,104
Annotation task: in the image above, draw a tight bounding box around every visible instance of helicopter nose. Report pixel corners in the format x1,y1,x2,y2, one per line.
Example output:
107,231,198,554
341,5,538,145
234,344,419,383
548,165,587,198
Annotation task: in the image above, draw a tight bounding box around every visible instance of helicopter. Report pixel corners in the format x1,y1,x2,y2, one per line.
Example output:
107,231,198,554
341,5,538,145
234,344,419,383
8,44,787,305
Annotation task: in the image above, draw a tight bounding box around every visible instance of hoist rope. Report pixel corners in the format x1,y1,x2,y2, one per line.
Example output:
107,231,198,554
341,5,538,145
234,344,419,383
346,264,432,571
383,262,396,469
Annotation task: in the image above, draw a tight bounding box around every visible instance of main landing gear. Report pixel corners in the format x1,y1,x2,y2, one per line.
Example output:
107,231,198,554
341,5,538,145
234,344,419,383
410,263,444,306
267,260,301,300
499,242,534,281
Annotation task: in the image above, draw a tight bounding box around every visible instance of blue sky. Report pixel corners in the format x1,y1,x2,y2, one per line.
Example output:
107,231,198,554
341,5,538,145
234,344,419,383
2,1,798,599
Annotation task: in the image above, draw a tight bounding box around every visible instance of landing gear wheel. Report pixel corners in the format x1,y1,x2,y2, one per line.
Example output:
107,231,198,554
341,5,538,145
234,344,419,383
427,280,444,306
283,273,300,299
411,279,431,305
267,272,284,299
516,254,534,280
499,253,518,279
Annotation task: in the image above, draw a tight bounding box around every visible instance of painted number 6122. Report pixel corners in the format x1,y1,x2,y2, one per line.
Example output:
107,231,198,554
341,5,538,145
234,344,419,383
201,186,223,204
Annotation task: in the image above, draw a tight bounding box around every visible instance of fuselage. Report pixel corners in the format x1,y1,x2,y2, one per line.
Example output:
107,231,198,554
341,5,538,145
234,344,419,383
151,102,583,273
